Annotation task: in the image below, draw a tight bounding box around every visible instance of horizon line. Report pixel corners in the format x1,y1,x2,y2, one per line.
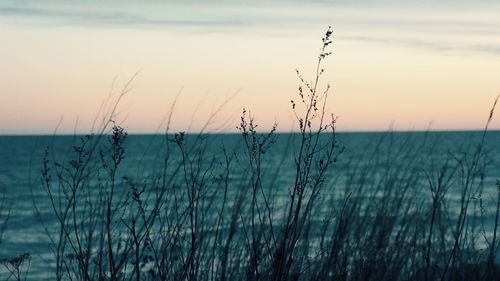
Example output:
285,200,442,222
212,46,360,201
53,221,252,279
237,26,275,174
1,128,498,137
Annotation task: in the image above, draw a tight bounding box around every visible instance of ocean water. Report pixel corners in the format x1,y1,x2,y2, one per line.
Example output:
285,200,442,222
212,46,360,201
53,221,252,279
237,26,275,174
1,131,499,279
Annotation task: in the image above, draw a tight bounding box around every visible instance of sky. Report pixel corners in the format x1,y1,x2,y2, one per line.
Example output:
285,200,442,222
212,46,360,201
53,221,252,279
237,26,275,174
1,0,500,134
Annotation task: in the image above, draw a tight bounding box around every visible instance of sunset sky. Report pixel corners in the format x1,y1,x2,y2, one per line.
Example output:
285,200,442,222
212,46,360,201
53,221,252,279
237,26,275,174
1,0,500,134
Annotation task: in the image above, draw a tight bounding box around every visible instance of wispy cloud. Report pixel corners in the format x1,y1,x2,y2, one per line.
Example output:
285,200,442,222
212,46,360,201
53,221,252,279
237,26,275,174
342,35,500,56
2,1,500,56
0,3,245,29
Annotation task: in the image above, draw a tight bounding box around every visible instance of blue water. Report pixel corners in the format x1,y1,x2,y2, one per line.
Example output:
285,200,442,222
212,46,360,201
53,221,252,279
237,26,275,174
0,131,499,279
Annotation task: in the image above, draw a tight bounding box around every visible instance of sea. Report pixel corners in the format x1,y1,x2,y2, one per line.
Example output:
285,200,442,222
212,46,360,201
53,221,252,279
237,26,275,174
1,131,499,279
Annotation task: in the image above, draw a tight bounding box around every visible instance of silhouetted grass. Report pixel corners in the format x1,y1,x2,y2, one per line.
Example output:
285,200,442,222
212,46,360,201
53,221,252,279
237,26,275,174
1,27,499,281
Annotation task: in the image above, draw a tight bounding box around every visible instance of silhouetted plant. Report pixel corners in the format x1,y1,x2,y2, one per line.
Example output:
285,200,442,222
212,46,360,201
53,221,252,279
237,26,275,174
1,252,31,281
31,27,500,281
